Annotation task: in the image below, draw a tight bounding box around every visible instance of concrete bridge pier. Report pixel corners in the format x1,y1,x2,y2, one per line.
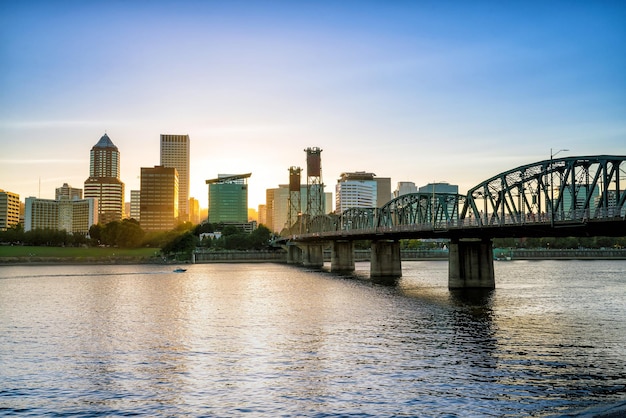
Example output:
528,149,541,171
371,240,402,278
331,240,355,273
286,244,302,264
448,238,495,289
302,243,325,268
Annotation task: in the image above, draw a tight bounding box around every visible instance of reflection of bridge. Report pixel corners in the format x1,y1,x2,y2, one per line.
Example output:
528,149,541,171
281,155,626,288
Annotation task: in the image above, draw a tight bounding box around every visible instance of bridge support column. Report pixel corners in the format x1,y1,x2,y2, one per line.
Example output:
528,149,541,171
371,240,402,278
448,238,495,289
331,240,355,273
287,244,302,264
302,244,324,268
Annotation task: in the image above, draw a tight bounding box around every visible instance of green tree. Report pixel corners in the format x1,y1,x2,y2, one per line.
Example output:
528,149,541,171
248,225,271,249
89,224,103,245
116,219,145,248
162,231,198,259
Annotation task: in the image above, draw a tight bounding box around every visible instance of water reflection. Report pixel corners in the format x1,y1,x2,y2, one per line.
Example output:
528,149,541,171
1,262,626,416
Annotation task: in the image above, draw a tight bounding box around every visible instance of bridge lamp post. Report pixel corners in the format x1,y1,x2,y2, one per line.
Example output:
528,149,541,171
550,148,570,227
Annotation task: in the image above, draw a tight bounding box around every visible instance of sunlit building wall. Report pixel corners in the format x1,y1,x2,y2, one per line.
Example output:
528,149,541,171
0,189,20,231
24,197,97,233
130,190,141,221
189,197,200,224
265,185,309,233
55,183,82,201
84,133,125,225
160,134,190,222
140,166,179,232
207,174,249,224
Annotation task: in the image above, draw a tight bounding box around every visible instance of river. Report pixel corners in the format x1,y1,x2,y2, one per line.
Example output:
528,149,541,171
1,260,625,417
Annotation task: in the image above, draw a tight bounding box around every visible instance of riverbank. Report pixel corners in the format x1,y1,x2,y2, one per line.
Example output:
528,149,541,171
494,248,626,260
2,247,626,265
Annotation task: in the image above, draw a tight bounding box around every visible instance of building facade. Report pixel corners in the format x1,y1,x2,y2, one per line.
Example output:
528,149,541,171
140,166,179,232
24,197,97,233
375,177,392,207
0,189,20,231
335,172,378,214
130,190,141,221
418,182,459,224
55,183,82,201
160,134,190,222
189,197,200,224
394,181,418,198
206,174,250,224
84,133,125,225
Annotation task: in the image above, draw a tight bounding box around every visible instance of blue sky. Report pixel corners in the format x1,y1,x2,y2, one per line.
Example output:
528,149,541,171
1,0,625,211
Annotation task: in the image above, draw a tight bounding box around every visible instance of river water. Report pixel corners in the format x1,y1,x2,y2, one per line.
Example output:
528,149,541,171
1,260,625,417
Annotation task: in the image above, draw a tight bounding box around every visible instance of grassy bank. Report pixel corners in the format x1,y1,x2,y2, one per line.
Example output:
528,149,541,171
0,246,161,264
0,246,159,257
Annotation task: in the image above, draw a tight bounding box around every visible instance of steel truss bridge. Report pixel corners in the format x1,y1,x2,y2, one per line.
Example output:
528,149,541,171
285,155,626,241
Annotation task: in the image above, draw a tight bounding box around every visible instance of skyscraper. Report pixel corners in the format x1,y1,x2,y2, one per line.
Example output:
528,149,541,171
160,134,190,222
140,165,179,232
84,133,125,225
206,173,250,224
335,172,378,214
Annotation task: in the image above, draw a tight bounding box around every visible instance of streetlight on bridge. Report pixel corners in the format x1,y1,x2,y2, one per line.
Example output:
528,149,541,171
550,148,570,228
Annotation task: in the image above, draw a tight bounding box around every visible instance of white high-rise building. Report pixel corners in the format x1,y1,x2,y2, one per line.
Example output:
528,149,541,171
335,172,378,214
160,134,190,222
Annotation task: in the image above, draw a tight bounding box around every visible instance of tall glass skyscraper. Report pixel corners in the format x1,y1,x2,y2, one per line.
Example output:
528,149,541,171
140,165,179,231
206,174,250,224
84,133,125,225
160,134,190,222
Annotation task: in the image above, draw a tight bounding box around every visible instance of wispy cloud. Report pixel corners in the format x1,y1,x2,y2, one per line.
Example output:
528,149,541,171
0,159,87,164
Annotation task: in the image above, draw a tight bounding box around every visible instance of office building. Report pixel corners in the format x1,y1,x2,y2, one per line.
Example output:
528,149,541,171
189,197,200,224
206,174,250,224
394,181,418,198
130,190,141,221
24,197,97,233
140,166,179,232
55,183,82,201
418,182,458,195
258,204,267,227
375,177,392,207
418,182,459,224
335,172,378,214
0,189,20,231
265,184,303,233
160,134,190,222
84,133,125,225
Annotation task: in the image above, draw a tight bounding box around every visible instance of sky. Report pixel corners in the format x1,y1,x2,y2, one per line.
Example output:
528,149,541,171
1,0,625,212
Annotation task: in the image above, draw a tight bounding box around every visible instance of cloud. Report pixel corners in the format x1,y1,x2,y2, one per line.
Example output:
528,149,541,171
0,159,87,165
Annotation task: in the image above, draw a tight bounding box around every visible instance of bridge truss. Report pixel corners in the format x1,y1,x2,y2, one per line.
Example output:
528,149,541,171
283,155,626,240
460,155,626,227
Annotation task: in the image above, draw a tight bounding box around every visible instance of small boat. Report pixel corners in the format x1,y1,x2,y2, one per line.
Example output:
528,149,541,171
173,268,187,273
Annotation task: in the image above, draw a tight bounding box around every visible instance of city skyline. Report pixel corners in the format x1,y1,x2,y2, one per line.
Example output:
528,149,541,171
1,1,625,211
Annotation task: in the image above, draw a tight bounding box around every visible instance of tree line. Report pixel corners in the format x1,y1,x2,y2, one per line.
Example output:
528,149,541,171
0,220,274,256
2,221,622,253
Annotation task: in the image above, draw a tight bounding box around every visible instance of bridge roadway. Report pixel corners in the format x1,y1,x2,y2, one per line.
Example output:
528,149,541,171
281,155,626,289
